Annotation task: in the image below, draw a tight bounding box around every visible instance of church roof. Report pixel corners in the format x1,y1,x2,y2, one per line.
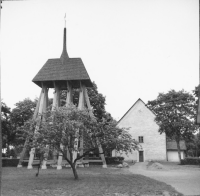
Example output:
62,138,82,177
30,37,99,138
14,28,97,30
32,28,93,88
118,98,155,123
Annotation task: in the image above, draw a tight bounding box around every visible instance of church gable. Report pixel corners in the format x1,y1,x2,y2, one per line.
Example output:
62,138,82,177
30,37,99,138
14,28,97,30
118,98,158,130
116,98,166,162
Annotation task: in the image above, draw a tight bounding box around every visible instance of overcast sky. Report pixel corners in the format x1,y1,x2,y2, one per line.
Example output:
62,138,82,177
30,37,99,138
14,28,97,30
1,0,199,120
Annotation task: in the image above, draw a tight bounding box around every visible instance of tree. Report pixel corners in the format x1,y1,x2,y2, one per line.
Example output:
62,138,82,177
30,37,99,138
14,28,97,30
194,133,200,157
60,81,129,156
185,86,200,157
10,98,37,147
60,81,107,121
185,133,200,157
194,85,199,98
147,89,198,163
1,102,13,149
11,98,37,128
22,105,137,180
194,85,200,124
93,117,137,156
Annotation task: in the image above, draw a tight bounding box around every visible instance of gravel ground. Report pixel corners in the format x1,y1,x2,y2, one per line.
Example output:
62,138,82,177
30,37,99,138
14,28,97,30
129,162,200,196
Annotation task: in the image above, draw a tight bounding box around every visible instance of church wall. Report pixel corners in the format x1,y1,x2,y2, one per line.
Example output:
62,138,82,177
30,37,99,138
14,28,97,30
114,99,167,162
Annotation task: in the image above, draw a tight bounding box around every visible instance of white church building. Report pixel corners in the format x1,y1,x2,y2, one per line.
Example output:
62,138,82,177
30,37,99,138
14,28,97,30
112,98,186,162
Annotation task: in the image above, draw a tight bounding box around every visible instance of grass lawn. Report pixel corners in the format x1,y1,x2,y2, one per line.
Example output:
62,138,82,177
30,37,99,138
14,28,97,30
2,166,182,196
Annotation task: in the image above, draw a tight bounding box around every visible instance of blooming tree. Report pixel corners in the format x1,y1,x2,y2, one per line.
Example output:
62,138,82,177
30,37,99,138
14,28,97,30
21,104,138,179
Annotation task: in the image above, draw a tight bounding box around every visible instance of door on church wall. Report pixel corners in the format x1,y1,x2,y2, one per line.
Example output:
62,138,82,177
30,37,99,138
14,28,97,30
139,151,144,162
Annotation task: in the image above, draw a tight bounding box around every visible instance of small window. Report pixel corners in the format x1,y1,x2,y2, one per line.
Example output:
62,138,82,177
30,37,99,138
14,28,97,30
138,136,144,143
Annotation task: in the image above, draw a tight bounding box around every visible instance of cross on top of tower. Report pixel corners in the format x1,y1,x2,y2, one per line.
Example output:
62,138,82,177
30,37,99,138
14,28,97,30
32,26,93,89
64,13,66,28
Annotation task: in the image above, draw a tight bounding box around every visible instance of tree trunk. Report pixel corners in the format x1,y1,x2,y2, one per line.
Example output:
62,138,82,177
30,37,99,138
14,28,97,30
71,163,78,180
176,139,182,163
63,154,78,180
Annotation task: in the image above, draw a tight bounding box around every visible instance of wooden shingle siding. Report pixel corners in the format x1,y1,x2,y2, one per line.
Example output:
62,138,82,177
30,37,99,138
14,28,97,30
33,58,91,81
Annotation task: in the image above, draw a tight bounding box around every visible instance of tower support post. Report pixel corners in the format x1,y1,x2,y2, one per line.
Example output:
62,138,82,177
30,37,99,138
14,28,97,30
41,87,49,169
27,85,47,169
17,90,43,168
66,81,73,106
52,83,60,111
72,84,85,166
79,84,84,161
27,148,36,169
17,138,28,168
51,83,64,170
52,148,58,166
27,152,35,169
57,144,64,170
66,82,72,162
83,86,107,168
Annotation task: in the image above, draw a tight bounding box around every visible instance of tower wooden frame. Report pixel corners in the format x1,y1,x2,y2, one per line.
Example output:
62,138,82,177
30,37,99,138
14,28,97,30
17,27,107,169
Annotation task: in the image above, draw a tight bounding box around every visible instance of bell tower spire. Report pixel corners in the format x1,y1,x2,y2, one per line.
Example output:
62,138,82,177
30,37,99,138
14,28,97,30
60,14,69,63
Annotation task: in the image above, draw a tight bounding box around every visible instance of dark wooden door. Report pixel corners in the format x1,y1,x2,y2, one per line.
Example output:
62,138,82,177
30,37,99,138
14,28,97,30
139,151,144,162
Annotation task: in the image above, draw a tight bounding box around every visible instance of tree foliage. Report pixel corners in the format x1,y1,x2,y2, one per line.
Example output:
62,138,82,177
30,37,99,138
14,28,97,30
9,98,37,148
194,85,199,98
60,82,106,121
11,98,36,128
147,89,198,162
1,102,12,148
94,118,137,155
185,133,200,157
194,85,200,125
22,105,137,179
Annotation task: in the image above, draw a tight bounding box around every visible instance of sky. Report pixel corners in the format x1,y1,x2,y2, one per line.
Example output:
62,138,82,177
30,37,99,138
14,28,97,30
1,0,199,120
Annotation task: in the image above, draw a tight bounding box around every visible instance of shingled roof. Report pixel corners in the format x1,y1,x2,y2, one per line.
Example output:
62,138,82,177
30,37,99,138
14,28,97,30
166,141,186,150
32,28,93,89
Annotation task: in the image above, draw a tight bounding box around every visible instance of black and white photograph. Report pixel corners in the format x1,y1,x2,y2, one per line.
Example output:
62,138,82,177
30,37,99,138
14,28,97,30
0,0,199,195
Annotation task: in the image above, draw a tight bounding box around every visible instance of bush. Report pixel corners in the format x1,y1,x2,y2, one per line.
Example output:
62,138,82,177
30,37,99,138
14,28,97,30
180,157,200,165
2,153,6,157
83,157,101,160
5,149,17,158
105,157,124,165
2,158,19,167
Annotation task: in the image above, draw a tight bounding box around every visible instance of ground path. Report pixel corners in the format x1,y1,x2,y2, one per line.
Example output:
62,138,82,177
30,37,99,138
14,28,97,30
128,162,200,196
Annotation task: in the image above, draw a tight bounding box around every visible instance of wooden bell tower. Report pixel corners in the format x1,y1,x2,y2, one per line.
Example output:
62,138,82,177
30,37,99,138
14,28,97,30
17,26,107,169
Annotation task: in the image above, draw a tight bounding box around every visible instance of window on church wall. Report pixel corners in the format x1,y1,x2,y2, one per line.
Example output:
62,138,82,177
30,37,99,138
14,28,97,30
138,136,144,143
